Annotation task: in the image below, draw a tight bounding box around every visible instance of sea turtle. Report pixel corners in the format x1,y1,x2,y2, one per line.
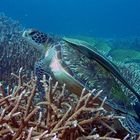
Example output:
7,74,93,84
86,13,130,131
22,29,140,134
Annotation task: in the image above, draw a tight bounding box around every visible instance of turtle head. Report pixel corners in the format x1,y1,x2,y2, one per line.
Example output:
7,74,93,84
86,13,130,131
22,29,52,53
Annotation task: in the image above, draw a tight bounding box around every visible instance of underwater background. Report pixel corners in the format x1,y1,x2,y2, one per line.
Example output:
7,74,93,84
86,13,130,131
1,0,140,139
0,0,140,38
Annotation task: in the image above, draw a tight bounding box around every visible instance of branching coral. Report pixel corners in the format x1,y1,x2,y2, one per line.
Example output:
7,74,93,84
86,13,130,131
0,68,137,140
0,13,42,86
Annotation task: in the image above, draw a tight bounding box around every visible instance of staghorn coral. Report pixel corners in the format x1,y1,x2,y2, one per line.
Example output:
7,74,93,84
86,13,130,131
0,13,42,86
0,68,135,140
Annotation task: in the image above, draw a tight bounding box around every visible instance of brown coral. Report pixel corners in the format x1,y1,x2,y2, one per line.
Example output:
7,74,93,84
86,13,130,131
0,68,135,140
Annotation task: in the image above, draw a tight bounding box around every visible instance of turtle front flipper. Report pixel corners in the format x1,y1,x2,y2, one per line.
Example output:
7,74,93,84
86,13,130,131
34,58,52,99
119,101,140,135
119,114,140,135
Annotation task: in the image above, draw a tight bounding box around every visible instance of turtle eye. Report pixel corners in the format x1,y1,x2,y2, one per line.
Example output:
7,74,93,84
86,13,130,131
28,30,38,36
30,30,48,44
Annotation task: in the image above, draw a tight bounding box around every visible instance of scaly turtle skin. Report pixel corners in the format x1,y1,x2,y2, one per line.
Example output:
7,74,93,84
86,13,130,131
22,29,140,134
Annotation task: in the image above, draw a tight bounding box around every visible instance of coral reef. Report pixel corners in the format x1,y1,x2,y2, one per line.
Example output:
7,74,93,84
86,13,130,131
0,13,42,86
109,37,140,51
1,14,140,140
0,68,137,140
107,49,140,63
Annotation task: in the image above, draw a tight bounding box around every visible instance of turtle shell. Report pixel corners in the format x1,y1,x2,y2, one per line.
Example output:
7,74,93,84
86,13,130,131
50,41,137,116
40,39,137,118
64,36,111,55
31,34,138,117
63,37,140,101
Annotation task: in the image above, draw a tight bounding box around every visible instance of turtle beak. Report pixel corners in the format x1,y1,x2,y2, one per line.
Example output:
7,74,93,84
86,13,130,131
22,30,27,38
22,29,33,38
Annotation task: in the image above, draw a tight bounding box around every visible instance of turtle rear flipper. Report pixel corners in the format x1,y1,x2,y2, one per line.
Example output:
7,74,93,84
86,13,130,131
119,114,140,134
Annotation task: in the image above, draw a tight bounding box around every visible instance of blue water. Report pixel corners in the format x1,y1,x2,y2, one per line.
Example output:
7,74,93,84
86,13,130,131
0,0,140,38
